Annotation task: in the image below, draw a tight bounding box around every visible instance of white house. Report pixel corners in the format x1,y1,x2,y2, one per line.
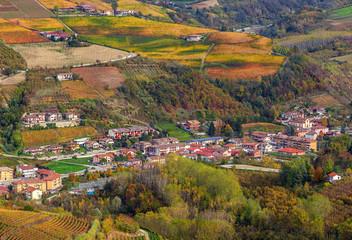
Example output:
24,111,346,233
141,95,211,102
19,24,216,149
327,172,342,183
16,165,38,178
185,34,203,42
56,73,73,81
26,187,42,200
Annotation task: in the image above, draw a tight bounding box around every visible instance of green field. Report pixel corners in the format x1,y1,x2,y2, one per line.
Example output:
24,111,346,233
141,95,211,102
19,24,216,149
59,157,93,165
157,122,194,142
330,6,352,18
45,162,88,174
81,34,210,66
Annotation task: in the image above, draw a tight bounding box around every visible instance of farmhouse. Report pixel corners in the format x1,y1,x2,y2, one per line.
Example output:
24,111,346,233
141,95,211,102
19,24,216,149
185,34,203,41
23,146,44,155
327,172,342,183
92,153,115,164
65,112,80,120
13,179,46,194
16,165,38,178
278,148,305,156
56,73,73,81
42,31,71,41
0,167,13,181
108,126,154,139
36,169,62,193
24,113,45,123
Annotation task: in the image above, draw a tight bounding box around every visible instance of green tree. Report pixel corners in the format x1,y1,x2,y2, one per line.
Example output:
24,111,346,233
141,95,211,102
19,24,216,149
324,160,333,175
111,1,118,14
208,122,215,136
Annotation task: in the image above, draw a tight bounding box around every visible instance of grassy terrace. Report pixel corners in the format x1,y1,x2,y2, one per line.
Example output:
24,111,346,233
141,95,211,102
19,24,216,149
157,121,194,142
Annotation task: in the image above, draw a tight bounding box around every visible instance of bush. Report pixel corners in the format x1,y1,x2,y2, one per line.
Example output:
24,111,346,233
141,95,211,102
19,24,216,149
23,205,34,211
115,214,139,233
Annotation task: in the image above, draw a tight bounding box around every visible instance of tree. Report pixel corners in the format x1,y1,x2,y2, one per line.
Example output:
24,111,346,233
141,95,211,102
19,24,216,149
323,160,333,175
224,124,234,137
53,5,59,12
111,1,118,14
208,122,215,136
341,124,346,134
313,167,323,183
321,118,328,127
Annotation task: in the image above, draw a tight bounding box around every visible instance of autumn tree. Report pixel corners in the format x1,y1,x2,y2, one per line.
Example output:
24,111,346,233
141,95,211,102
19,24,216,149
313,167,323,183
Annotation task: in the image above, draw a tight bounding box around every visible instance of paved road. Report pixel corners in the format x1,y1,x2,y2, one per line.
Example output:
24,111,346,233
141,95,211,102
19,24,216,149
221,164,280,173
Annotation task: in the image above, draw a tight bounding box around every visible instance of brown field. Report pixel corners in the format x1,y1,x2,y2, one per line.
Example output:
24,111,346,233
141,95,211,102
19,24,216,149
61,80,101,99
9,18,67,32
206,32,253,44
242,122,285,133
311,94,342,107
189,0,219,9
0,71,26,85
206,63,281,80
0,0,52,18
72,67,125,89
0,19,49,44
10,42,130,68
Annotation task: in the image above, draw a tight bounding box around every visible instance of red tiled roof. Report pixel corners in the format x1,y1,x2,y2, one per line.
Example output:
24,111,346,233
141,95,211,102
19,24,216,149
26,186,37,192
0,186,8,192
196,151,212,156
36,169,61,181
17,165,35,170
187,147,200,151
278,148,305,154
328,172,338,177
14,179,45,185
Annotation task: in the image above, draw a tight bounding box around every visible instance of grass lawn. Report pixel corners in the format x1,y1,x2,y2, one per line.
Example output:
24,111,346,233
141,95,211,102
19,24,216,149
59,157,93,165
157,121,194,142
45,162,88,174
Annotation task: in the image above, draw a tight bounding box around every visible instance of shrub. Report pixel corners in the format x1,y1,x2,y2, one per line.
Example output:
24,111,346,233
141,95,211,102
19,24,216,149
115,214,139,233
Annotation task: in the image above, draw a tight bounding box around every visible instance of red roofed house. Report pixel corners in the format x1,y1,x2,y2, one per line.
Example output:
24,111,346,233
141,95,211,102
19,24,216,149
13,179,46,193
36,169,62,193
242,142,261,152
92,153,115,165
24,113,45,123
195,151,214,161
0,186,9,197
278,148,305,156
185,120,200,131
327,172,342,183
117,149,137,158
223,143,237,151
99,138,114,146
83,141,99,150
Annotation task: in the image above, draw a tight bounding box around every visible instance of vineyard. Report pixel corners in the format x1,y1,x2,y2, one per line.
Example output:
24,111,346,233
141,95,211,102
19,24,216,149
0,0,52,18
241,122,285,133
61,16,216,37
81,34,211,67
0,209,90,240
119,63,169,81
10,18,68,32
72,67,125,89
0,19,48,44
61,80,102,99
108,231,146,240
0,41,26,70
10,42,130,68
37,0,76,9
22,126,97,147
310,94,342,107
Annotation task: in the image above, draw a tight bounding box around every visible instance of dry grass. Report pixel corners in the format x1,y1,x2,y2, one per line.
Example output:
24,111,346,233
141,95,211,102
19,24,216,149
61,80,101,99
189,0,219,9
311,94,342,107
211,44,271,55
10,42,130,68
205,53,285,65
62,16,216,37
38,0,76,9
0,19,48,44
117,0,173,19
9,18,66,32
242,122,285,133
206,63,281,80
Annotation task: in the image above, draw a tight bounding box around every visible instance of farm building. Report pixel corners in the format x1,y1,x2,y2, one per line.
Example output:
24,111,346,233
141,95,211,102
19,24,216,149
277,148,305,156
185,34,203,41
42,31,71,41
78,5,96,12
327,172,342,183
56,73,73,81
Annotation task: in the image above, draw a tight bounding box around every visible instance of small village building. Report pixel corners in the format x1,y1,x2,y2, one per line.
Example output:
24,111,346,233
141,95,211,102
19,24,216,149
152,137,179,145
36,169,62,193
185,137,224,145
83,141,99,149
13,179,46,193
24,113,46,123
16,165,38,178
45,112,62,122
26,187,42,200
92,153,115,164
78,5,96,12
223,143,237,151
0,186,9,197
289,118,312,129
23,146,44,156
43,31,71,41
327,172,342,183
46,144,64,154
99,138,114,145
132,141,152,153
65,112,80,120
242,142,261,152
66,142,80,151
56,73,73,81
281,111,303,120
0,167,13,181
185,120,200,130
102,9,114,15
117,149,137,158
278,148,305,156
147,156,166,164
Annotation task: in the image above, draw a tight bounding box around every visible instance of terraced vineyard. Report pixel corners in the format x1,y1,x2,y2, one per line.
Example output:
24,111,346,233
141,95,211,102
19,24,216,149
119,63,169,80
108,231,146,240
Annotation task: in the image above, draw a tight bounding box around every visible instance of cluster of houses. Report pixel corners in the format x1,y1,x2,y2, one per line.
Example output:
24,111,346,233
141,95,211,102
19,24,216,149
0,165,62,200
40,31,71,41
22,111,80,128
58,5,139,17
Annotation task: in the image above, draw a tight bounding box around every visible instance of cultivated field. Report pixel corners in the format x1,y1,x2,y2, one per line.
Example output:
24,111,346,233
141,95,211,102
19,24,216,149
61,80,102,99
332,53,352,64
10,18,68,32
0,19,48,44
189,0,219,9
206,32,253,44
0,0,52,18
10,42,130,68
61,16,216,37
22,126,97,147
328,6,352,29
82,34,211,67
108,230,147,240
310,94,342,107
6,214,90,239
0,71,26,85
211,44,271,55
72,67,125,89
37,0,76,9
120,63,169,80
206,63,282,80
242,122,285,133
205,53,285,64
117,0,173,20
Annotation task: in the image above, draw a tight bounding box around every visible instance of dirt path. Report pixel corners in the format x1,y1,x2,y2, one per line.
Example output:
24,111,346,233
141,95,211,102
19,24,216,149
221,164,280,172
200,43,214,71
0,71,26,85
